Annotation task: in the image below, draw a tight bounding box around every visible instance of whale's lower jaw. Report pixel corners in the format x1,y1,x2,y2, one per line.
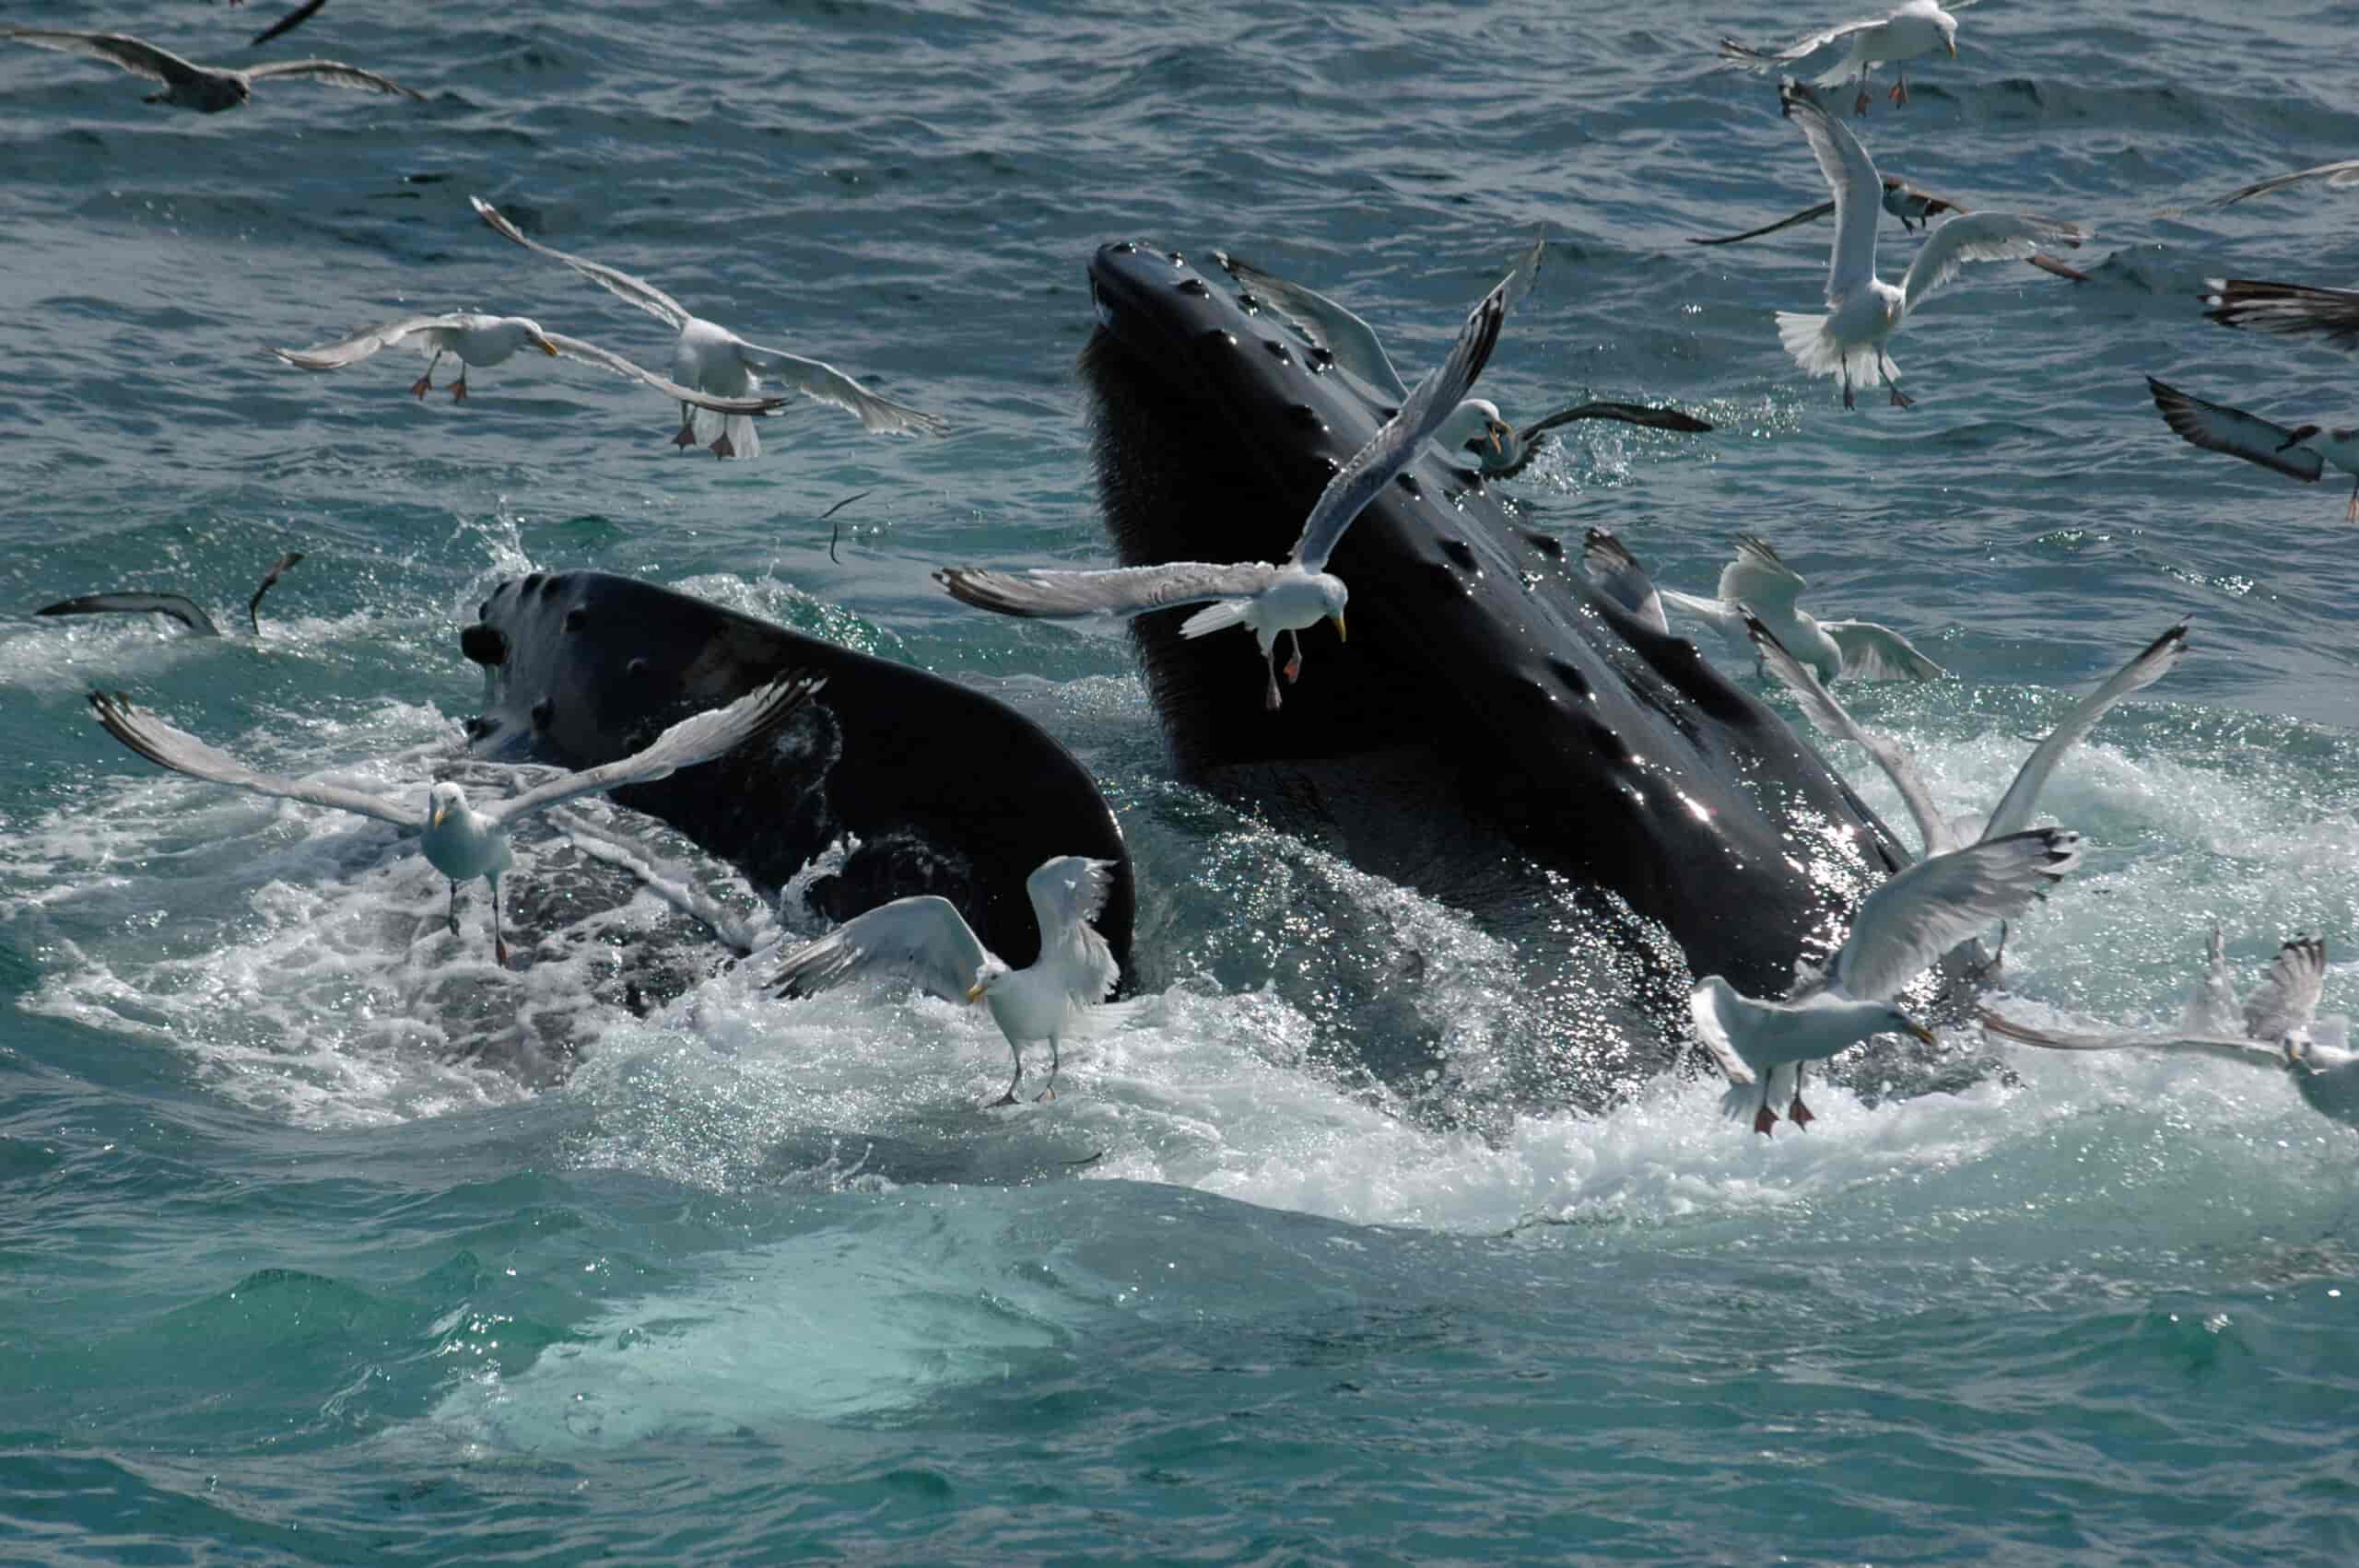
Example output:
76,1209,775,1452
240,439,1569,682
1080,240,1904,995
462,570,1136,974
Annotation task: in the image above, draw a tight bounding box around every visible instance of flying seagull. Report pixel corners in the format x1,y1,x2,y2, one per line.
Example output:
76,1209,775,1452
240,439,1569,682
272,312,787,423
86,673,825,966
1749,612,2188,860
1213,245,1710,478
1718,1,1974,115
934,256,1511,710
1773,83,2087,409
247,0,328,51
2197,158,2359,211
2147,376,2359,522
1688,170,2091,283
470,196,948,459
2202,277,2359,355
3,27,421,112
1694,827,2083,1134
1659,533,1946,682
37,551,305,638
1983,934,2359,1129
773,856,1121,1106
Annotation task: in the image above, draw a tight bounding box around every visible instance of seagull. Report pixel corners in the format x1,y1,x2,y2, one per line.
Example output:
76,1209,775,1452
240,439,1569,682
1718,1,1974,116
272,312,787,424
1773,83,2088,410
38,551,304,638
2198,158,2359,211
3,28,421,112
469,197,948,460
2202,277,2359,355
85,673,825,967
1687,170,2092,283
1983,934,2359,1129
934,259,1510,711
247,0,328,50
1658,533,1946,682
1748,611,2189,860
1580,530,1669,633
1212,246,1710,478
772,856,1121,1106
2147,377,2359,522
1694,826,2083,1134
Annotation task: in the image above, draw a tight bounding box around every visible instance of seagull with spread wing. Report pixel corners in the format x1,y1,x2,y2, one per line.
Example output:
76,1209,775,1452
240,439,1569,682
3,27,421,112
1983,934,2359,1129
1212,246,1709,479
272,312,787,422
1689,169,2090,282
38,551,304,638
1719,1,1973,115
469,197,947,459
1659,533,1946,683
773,856,1121,1106
1695,827,2084,1134
2197,158,2359,211
935,259,1511,711
2147,377,2359,522
1749,612,2188,860
1772,83,2088,409
86,673,825,967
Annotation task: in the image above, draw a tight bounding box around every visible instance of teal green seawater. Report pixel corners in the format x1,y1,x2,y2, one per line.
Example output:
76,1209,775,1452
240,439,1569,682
4,0,2359,1560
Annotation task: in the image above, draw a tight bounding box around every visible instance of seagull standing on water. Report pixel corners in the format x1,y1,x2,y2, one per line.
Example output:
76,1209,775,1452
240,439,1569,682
1694,827,2084,1133
1983,934,2359,1129
470,197,948,460
772,856,1121,1106
2147,377,2359,522
85,673,825,967
273,312,787,419
1213,246,1711,478
1772,83,2087,410
1658,533,1946,682
2,27,422,111
934,260,1512,711
1719,1,1973,115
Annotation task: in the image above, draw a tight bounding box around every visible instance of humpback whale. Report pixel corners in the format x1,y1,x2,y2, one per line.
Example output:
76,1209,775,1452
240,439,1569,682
1077,240,1906,995
461,570,1135,974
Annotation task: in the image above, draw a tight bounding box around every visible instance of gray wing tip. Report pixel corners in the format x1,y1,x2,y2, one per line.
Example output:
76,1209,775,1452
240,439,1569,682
934,567,1044,617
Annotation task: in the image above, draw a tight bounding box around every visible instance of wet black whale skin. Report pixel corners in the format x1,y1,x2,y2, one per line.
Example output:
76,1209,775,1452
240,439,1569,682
462,569,1135,972
1080,239,1902,992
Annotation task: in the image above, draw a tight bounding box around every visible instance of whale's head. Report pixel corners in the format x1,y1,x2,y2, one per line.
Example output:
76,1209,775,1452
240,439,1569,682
1078,240,1903,994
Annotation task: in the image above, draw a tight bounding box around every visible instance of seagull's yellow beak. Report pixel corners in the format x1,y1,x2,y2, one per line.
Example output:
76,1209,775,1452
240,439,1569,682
965,979,987,1003
534,334,559,356
429,803,447,829
1907,1019,1938,1047
1329,613,1346,643
1487,426,1506,454
1945,37,1956,57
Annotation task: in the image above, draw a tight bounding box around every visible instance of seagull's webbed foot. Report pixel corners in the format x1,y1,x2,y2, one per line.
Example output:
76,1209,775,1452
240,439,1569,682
1753,1103,1779,1136
1263,655,1284,711
410,373,434,399
989,1052,1023,1108
1889,386,1916,410
673,426,698,450
1854,85,1872,116
1842,373,1857,412
1282,628,1303,685
450,376,469,404
1788,1096,1815,1128
1890,70,1908,105
494,932,510,969
710,434,735,460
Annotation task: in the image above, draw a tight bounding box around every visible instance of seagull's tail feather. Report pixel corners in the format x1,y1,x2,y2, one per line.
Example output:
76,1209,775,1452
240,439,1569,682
1179,600,1250,639
730,412,760,460
1776,310,1873,380
687,407,760,459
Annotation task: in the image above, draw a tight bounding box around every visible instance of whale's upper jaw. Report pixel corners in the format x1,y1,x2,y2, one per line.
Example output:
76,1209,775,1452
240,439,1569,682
1080,240,1902,992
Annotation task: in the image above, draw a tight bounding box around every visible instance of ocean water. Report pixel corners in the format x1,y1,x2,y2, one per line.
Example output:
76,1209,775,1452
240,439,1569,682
4,0,2359,1559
